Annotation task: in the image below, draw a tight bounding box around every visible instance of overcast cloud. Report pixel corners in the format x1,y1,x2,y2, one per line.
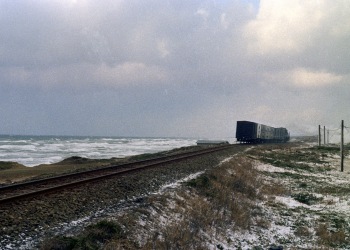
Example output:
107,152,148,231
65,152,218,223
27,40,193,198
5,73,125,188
1,0,349,139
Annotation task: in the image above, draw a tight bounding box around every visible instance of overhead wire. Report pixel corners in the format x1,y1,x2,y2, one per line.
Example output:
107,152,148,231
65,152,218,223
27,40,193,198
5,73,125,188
320,122,350,144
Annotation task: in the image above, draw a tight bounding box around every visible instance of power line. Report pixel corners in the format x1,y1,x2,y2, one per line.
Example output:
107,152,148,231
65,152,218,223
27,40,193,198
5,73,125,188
319,122,350,146
328,128,341,131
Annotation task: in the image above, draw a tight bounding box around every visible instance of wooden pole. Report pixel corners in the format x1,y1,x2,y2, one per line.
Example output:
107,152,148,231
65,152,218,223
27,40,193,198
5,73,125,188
324,126,326,145
318,125,321,146
341,120,344,172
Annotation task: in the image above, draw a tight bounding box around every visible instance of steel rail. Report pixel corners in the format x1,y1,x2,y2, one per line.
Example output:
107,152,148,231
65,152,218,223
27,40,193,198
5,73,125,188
0,144,235,204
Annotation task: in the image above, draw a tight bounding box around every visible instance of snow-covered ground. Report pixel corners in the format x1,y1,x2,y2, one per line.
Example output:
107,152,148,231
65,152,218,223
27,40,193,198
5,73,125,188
105,144,350,249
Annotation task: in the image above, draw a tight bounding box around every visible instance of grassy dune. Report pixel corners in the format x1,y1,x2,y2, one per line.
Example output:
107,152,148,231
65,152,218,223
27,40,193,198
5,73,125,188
0,157,123,184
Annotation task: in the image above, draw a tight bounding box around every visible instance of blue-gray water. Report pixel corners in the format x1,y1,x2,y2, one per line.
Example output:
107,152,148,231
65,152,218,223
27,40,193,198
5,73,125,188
0,135,197,167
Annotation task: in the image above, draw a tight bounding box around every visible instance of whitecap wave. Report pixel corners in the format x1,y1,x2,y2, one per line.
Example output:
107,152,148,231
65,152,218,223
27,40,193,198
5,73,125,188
0,136,196,167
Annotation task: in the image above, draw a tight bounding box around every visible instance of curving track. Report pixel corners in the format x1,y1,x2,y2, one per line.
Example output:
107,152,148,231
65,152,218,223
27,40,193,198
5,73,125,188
0,144,235,204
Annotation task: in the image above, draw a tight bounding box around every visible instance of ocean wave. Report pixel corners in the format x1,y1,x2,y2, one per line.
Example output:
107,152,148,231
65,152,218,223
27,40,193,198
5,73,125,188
0,136,196,167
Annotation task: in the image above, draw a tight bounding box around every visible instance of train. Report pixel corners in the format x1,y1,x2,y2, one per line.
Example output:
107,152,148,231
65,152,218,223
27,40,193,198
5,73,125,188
236,121,290,143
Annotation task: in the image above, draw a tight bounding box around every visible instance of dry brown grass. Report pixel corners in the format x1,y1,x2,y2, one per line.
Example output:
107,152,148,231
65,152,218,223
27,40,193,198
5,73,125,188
41,220,125,250
183,157,261,230
295,226,312,237
144,220,208,250
316,223,347,247
138,156,286,248
47,155,288,249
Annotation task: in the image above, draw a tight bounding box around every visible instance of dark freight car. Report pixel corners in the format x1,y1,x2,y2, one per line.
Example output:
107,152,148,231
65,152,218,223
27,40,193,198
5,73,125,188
236,120,289,143
235,121,258,142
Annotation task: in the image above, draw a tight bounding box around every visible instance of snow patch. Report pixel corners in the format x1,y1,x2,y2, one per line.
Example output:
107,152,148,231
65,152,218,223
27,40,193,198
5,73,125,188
156,171,204,194
275,196,309,208
255,163,296,173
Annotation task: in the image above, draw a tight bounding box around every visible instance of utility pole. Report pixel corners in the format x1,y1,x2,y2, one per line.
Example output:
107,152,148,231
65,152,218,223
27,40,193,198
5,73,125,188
324,126,326,145
341,120,344,172
327,130,329,144
318,125,321,146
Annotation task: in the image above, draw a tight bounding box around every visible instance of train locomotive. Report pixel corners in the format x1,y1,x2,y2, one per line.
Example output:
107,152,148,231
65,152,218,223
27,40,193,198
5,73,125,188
236,121,290,143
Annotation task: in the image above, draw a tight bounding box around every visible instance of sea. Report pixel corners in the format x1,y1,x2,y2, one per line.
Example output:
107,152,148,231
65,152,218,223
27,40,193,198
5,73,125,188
0,135,197,167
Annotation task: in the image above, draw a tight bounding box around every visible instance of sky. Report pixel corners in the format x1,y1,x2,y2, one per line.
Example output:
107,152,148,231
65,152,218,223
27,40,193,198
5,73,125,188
1,0,350,139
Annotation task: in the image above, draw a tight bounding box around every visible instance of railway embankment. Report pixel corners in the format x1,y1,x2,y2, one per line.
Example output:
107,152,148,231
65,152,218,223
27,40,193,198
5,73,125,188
2,142,350,249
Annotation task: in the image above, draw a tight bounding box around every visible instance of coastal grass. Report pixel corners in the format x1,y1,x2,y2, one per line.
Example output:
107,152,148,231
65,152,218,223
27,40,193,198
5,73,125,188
102,156,286,249
0,158,118,184
252,144,350,248
40,220,125,250
0,161,25,171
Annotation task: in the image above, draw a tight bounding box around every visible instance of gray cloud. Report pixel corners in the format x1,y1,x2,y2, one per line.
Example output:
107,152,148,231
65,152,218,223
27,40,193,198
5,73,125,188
0,0,349,138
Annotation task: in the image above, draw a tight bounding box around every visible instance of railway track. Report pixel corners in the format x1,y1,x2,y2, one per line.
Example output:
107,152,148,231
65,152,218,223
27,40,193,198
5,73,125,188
0,144,235,205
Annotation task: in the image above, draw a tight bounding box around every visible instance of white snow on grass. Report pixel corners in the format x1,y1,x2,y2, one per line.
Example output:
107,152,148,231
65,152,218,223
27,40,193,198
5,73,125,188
275,196,310,208
255,163,296,173
156,171,204,194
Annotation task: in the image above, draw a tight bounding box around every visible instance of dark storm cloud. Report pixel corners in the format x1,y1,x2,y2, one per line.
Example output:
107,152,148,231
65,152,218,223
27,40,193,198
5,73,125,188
1,0,252,82
1,0,350,138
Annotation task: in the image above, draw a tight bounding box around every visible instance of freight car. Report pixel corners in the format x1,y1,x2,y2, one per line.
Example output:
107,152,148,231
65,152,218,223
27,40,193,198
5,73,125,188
236,121,289,143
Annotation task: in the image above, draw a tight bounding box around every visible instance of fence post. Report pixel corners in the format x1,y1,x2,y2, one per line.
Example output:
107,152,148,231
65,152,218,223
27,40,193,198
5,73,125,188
341,120,344,172
318,125,321,146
